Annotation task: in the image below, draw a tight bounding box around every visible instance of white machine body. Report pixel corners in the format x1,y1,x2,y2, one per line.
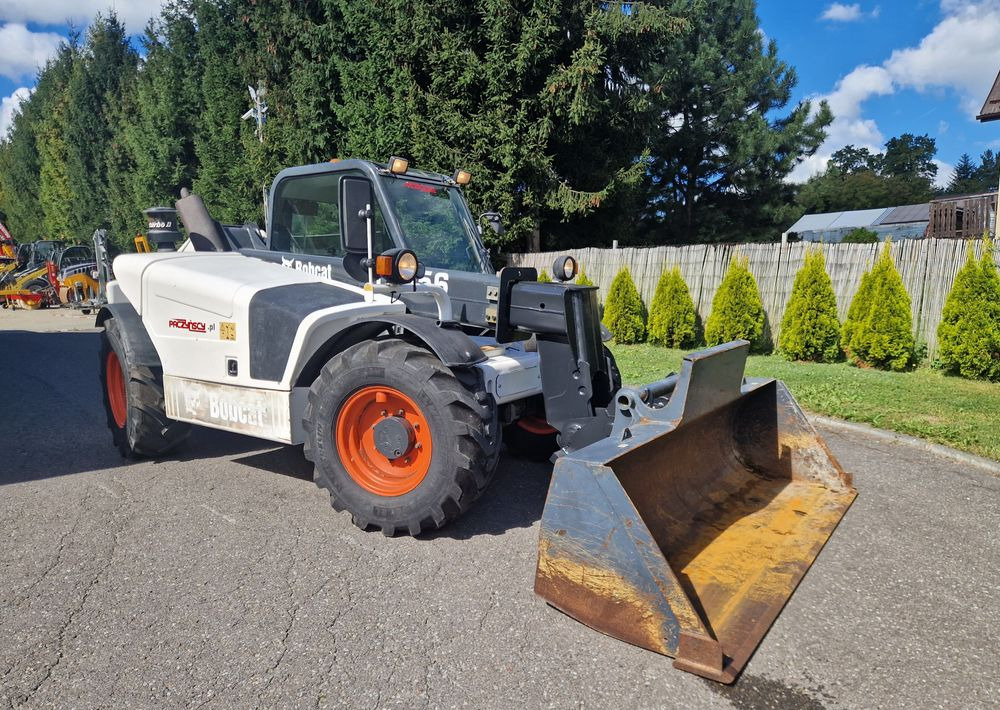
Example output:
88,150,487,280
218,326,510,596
108,251,541,445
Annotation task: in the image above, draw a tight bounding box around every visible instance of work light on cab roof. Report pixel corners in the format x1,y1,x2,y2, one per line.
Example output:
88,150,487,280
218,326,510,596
388,156,409,174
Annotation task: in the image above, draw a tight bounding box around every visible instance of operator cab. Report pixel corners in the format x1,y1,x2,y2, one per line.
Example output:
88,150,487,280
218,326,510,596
239,158,501,329
262,159,492,274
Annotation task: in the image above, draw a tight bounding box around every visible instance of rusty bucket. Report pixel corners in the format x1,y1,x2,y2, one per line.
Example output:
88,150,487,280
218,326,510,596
534,342,856,683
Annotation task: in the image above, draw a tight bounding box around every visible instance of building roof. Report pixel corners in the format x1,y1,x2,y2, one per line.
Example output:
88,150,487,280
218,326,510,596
978,68,1000,122
786,208,893,233
875,203,930,225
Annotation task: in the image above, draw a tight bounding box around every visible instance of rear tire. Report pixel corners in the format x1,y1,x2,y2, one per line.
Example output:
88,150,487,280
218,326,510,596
303,338,499,536
100,317,190,458
504,417,559,462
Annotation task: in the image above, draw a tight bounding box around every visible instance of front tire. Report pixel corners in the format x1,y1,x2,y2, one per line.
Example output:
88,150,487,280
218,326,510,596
100,317,191,458
304,338,499,536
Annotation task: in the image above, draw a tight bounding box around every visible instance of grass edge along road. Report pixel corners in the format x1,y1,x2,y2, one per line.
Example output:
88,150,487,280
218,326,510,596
610,344,1000,462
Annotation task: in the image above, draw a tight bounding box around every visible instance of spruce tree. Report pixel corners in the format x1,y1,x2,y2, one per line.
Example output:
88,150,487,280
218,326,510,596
603,267,646,344
65,14,139,238
328,0,686,250
111,1,204,241
937,239,1000,380
846,240,914,371
647,267,698,348
779,249,840,362
705,256,766,349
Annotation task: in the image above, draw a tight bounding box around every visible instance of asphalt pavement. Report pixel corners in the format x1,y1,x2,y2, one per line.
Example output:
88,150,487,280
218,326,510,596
1,310,998,709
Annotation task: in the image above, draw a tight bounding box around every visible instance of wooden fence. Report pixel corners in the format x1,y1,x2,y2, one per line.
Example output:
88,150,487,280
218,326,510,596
507,239,995,358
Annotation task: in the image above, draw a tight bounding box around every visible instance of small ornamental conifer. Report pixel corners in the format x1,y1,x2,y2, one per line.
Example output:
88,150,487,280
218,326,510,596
576,267,594,286
841,268,874,354
778,248,840,361
647,267,698,348
603,266,646,343
937,238,1000,381
704,256,765,350
537,269,552,283
844,239,914,370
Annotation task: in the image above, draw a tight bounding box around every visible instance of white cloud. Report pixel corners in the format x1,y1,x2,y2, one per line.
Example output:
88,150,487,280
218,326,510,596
792,1,1000,182
0,1,165,34
0,86,32,139
0,24,63,81
820,3,880,21
933,159,954,189
822,3,864,21
884,2,1000,115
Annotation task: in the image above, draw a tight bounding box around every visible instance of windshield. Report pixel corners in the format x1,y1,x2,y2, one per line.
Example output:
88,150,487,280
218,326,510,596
380,177,485,272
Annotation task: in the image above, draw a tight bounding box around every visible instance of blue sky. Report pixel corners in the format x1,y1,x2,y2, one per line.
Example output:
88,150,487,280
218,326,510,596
2,1,1000,187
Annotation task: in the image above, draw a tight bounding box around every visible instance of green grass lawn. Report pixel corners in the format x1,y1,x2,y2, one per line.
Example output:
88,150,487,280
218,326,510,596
610,344,1000,461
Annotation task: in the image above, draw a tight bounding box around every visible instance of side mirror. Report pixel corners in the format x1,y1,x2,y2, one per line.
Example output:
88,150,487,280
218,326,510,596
340,177,374,254
480,211,505,237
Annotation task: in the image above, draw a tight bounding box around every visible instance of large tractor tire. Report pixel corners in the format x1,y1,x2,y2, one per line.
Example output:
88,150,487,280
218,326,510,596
100,317,191,458
304,338,499,536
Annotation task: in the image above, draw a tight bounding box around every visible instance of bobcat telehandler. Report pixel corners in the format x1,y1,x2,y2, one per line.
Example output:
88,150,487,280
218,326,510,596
97,157,855,683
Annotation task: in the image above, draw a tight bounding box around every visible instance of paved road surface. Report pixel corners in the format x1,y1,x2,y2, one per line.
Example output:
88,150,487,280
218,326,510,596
1,312,998,709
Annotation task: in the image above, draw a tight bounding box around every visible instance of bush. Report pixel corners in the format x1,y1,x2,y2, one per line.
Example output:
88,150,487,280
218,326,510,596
842,227,878,244
843,239,914,370
537,268,552,283
603,266,646,343
705,255,766,350
576,267,594,287
937,239,1000,381
648,267,698,348
779,248,841,361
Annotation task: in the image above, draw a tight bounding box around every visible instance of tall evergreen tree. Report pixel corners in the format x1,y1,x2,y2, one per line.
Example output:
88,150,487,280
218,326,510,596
192,0,258,223
0,91,45,240
326,0,686,250
642,0,831,244
64,14,139,238
947,153,977,195
37,42,80,240
109,1,204,242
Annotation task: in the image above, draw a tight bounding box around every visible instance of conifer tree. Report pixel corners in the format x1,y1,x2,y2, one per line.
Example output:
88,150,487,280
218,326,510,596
779,248,840,361
576,267,594,287
937,238,1000,380
64,14,138,238
603,267,646,343
705,256,766,349
647,267,698,348
845,239,914,370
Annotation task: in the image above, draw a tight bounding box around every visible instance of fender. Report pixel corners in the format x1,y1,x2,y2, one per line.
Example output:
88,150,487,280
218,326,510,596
95,302,161,367
292,314,486,387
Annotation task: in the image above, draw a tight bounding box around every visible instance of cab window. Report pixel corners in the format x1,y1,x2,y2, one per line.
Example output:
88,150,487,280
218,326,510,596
271,171,392,256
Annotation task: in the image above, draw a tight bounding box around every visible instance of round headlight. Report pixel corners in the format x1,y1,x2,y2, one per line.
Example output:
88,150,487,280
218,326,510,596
396,250,418,282
552,255,578,282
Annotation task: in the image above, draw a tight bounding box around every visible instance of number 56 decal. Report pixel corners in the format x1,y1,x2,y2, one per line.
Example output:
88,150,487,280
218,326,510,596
418,271,449,291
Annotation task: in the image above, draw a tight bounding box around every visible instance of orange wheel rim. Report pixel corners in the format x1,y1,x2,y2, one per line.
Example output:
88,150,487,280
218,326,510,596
334,386,432,496
106,351,127,428
515,415,557,435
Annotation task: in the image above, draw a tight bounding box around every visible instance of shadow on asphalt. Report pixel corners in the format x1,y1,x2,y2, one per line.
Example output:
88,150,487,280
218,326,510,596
3,328,552,537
